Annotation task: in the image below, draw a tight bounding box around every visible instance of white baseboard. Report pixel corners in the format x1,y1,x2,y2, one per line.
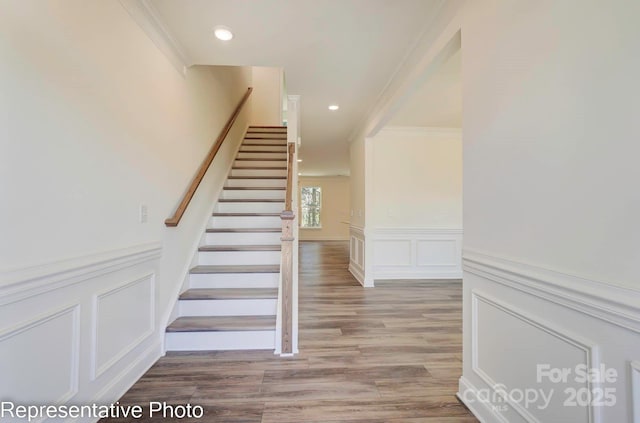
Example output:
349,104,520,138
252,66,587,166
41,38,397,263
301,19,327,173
458,376,509,423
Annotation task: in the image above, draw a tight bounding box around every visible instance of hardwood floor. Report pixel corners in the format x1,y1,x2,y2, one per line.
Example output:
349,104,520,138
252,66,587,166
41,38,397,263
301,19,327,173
103,241,477,422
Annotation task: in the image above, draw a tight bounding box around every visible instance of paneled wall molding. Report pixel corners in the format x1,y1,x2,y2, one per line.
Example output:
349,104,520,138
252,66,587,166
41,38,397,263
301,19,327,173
371,227,462,280
349,225,368,286
91,274,155,380
0,242,162,306
464,249,640,333
0,304,81,403
471,290,599,423
119,0,191,76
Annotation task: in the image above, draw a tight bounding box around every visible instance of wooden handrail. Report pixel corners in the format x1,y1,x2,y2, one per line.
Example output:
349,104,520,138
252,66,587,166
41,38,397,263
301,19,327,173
284,143,295,211
165,87,253,227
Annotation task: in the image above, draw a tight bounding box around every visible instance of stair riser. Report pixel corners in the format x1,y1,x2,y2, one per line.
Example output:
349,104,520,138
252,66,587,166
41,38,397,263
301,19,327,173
221,189,286,200
204,232,282,245
248,127,287,133
210,216,282,228
230,168,287,177
178,299,276,317
243,138,287,145
234,160,287,168
226,179,286,188
237,152,287,159
240,145,287,152
216,202,284,213
245,133,287,139
165,330,275,351
189,272,279,289
198,250,281,266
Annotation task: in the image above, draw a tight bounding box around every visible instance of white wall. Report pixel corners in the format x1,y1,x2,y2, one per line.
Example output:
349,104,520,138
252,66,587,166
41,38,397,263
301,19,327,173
454,1,640,422
0,0,251,409
367,127,463,280
251,67,283,126
371,127,462,228
299,176,350,241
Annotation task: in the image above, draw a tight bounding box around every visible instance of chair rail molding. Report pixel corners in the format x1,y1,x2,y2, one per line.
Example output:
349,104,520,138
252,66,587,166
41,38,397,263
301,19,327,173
463,249,640,333
0,242,162,306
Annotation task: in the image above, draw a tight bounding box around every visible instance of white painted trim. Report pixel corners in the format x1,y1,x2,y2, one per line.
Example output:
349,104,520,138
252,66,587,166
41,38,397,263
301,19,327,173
463,250,640,333
118,0,191,76
378,126,462,137
91,274,155,380
0,243,162,306
349,263,365,286
93,339,161,404
0,304,81,403
632,361,640,423
457,376,508,423
471,290,600,423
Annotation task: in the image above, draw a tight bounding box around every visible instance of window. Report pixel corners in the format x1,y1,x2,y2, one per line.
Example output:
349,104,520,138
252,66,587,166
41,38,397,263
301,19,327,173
300,187,322,228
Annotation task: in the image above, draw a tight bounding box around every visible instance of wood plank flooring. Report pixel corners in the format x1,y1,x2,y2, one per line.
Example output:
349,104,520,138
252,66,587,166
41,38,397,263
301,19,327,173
102,241,477,422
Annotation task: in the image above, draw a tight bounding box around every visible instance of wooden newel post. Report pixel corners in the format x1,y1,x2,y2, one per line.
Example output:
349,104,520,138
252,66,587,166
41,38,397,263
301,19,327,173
280,210,295,354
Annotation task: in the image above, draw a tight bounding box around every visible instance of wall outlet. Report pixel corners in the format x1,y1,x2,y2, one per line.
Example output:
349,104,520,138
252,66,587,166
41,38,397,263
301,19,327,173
358,210,362,217
350,210,354,217
139,204,148,223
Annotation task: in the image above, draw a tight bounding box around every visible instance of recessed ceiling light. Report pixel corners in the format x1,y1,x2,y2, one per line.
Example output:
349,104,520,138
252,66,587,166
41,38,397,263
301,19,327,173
328,104,339,111
214,26,233,41
297,159,303,162
298,172,302,176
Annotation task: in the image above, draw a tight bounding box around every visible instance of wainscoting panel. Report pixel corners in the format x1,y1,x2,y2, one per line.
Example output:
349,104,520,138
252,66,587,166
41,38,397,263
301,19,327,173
92,274,154,379
473,291,595,423
0,305,80,403
373,240,412,266
348,225,367,286
371,228,462,280
459,250,640,423
0,243,162,411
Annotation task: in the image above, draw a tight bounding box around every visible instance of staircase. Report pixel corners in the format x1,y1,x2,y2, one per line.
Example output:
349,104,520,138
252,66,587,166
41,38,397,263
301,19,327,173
165,126,288,351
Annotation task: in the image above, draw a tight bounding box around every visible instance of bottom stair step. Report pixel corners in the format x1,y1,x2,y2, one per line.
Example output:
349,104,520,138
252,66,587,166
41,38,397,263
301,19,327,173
165,316,276,351
167,315,276,332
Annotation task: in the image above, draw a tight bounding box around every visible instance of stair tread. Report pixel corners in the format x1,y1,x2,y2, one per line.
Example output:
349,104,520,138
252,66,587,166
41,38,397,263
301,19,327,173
199,244,281,252
179,288,278,300
212,213,281,216
235,158,287,161
218,199,284,203
167,316,276,332
242,143,287,147
238,150,288,154
190,264,280,274
231,166,287,170
206,227,281,233
223,187,286,190
227,176,286,179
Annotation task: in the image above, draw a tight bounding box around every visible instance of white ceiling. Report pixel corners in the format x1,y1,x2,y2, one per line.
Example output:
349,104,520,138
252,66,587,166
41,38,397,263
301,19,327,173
149,0,445,175
388,49,461,128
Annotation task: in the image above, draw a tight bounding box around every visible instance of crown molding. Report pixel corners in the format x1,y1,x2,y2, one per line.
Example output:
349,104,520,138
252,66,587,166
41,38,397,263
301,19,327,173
119,0,191,77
